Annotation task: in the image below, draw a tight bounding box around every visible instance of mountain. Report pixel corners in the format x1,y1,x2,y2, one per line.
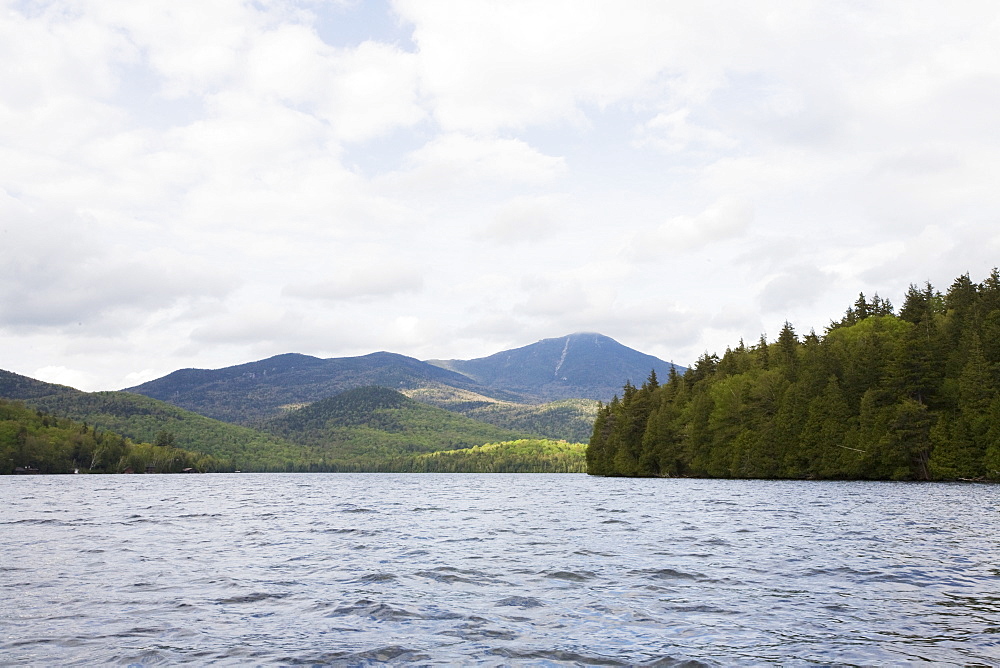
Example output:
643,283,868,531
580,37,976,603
428,332,683,402
2,328,681,472
125,351,517,424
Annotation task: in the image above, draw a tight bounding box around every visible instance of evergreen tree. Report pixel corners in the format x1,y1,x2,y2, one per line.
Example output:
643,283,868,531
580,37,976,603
888,319,943,406
755,335,770,370
798,377,859,478
685,353,720,387
585,402,613,475
981,394,1000,478
640,379,687,476
775,321,798,374
854,293,871,320
883,399,933,480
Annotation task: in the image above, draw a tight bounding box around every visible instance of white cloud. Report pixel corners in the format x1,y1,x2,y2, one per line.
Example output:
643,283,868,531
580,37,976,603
243,28,425,142
31,365,93,390
84,0,257,99
385,133,565,194
759,265,834,315
0,194,231,330
627,196,753,260
283,264,423,302
189,303,304,346
395,0,761,133
479,195,565,245
637,108,738,154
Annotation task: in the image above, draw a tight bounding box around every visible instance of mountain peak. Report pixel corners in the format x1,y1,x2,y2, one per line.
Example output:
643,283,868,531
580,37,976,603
429,333,682,402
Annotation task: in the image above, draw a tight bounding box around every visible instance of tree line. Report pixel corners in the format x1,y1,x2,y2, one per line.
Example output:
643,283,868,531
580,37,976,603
587,270,1000,481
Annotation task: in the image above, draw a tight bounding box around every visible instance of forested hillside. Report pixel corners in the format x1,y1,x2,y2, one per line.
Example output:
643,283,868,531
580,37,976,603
0,370,314,472
403,439,585,473
262,386,529,462
312,439,586,473
0,399,222,474
588,271,1000,481
402,385,599,442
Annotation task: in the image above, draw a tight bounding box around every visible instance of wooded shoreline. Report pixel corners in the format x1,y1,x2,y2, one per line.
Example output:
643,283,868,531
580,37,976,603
587,271,1000,482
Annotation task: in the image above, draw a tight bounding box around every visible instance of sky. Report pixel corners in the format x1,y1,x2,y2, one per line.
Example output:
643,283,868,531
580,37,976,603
3,0,1000,392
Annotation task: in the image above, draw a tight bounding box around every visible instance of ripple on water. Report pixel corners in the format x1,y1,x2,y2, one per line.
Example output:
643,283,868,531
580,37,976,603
329,599,421,621
632,567,703,581
356,572,397,584
414,567,493,585
276,646,432,665
216,592,291,604
542,569,597,582
496,595,545,608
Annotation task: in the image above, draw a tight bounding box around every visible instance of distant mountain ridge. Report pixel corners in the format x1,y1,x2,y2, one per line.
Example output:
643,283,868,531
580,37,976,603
127,350,511,424
126,333,683,423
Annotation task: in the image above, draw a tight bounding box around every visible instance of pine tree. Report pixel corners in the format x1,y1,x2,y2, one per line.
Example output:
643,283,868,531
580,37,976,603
854,293,871,320
775,321,798,374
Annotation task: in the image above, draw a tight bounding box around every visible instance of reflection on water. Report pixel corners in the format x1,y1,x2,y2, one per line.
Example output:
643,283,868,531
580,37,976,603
2,474,999,665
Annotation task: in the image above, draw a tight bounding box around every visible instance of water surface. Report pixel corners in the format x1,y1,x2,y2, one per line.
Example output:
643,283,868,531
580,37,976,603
2,474,998,665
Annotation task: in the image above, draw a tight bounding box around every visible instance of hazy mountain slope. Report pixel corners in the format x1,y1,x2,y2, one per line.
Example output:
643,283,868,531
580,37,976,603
429,332,683,402
126,351,516,424
262,386,528,460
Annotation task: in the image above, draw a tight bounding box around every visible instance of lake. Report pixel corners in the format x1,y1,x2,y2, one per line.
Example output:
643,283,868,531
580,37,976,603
2,474,999,665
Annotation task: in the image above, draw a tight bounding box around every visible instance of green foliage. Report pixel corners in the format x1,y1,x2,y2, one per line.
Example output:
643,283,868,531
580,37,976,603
386,439,586,473
0,399,222,474
588,270,1000,481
